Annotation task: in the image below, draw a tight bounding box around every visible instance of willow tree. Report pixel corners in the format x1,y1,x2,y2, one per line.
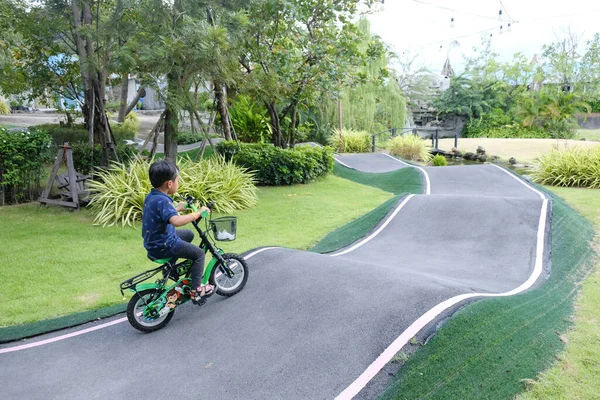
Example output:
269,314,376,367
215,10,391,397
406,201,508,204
319,17,406,134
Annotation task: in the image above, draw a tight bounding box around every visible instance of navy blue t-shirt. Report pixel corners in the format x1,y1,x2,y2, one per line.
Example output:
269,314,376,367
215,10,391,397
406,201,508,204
142,189,182,259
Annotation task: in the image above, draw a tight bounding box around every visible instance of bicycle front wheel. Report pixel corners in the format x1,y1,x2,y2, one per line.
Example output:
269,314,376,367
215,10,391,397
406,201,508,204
210,253,248,297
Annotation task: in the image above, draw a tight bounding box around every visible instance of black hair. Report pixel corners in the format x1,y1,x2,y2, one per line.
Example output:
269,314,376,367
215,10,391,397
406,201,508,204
148,159,179,188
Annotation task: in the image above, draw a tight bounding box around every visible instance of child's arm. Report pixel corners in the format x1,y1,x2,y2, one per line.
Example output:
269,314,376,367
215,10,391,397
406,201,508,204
169,206,210,227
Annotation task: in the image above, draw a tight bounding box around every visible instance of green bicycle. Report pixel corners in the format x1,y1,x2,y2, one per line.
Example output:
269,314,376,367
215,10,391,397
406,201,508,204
120,196,249,332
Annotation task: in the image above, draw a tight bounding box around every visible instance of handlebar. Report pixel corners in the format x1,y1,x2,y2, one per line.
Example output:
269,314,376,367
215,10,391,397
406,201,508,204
184,195,214,220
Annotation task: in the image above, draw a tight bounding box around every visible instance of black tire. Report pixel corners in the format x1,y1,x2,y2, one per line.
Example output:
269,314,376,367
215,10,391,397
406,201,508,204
210,253,248,297
126,289,174,333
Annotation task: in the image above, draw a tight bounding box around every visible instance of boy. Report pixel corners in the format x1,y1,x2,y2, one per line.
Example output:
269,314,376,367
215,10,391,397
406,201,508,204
142,159,214,304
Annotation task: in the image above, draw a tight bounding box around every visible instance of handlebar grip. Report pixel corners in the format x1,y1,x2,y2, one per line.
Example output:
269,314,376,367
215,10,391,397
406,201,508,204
200,210,210,219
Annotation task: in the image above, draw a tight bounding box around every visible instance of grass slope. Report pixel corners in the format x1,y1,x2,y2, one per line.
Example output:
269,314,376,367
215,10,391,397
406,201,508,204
379,191,597,400
332,162,423,195
311,164,423,253
518,187,600,399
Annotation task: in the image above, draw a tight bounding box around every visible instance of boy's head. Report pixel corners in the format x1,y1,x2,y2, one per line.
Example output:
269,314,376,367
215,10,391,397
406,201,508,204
149,160,179,194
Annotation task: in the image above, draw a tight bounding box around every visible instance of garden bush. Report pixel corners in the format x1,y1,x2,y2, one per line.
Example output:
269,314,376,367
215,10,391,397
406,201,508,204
88,157,258,226
0,127,53,204
464,110,573,139
216,141,334,186
0,100,10,115
120,112,140,134
432,154,448,166
36,123,136,146
328,129,371,153
71,143,139,174
387,134,432,162
229,95,271,143
177,131,204,145
531,146,600,188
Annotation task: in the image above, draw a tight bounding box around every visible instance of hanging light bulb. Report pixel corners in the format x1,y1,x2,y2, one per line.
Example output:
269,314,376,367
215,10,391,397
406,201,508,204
499,25,504,35
450,17,455,28
507,22,512,33
498,9,503,22
439,44,443,52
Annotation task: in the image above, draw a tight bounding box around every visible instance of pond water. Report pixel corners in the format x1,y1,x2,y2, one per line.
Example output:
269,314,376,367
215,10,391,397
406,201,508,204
438,157,535,179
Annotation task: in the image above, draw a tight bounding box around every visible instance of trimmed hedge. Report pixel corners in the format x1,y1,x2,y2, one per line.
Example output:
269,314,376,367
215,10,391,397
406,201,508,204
0,127,53,204
36,123,136,146
71,143,139,174
216,141,334,186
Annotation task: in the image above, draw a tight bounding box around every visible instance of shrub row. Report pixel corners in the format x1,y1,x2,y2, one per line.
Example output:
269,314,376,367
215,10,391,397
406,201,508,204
464,112,573,139
532,147,600,188
88,157,258,226
216,141,334,186
36,121,136,147
71,143,139,174
0,127,53,204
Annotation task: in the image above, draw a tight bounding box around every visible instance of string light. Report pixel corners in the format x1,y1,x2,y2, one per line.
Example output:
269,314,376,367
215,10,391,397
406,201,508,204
450,17,455,28
439,44,443,52
507,22,512,32
498,9,503,22
499,25,503,34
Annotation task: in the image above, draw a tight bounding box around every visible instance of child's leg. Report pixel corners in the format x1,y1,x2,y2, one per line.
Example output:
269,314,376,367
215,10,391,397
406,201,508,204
172,241,205,289
176,229,194,243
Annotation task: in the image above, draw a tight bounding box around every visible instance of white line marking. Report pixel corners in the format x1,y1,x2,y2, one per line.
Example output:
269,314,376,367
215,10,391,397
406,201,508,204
331,195,415,257
488,163,546,200
0,248,276,354
382,153,431,195
335,197,549,400
334,157,353,169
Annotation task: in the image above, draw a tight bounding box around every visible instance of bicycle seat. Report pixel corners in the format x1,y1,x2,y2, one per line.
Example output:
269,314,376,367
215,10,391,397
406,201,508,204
152,258,173,265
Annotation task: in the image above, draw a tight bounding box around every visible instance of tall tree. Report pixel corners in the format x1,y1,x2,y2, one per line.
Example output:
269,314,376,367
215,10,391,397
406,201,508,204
242,0,365,147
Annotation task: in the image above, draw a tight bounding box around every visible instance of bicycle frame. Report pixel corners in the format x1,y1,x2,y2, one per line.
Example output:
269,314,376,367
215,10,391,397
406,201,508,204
120,209,234,307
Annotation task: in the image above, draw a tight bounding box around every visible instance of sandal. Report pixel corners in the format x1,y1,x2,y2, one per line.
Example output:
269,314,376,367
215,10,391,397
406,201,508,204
191,284,215,305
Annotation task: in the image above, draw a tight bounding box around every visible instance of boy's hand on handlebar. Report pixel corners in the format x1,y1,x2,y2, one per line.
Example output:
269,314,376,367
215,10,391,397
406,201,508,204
176,202,186,212
199,206,210,216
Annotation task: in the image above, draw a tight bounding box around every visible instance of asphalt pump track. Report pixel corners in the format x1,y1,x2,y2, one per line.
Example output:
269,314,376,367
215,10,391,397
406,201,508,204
0,153,551,400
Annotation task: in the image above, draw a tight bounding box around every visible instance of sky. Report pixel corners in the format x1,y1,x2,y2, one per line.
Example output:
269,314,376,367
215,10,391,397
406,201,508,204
366,0,600,75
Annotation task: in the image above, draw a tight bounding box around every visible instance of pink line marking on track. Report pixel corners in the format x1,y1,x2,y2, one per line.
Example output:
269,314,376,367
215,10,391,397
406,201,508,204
0,317,127,354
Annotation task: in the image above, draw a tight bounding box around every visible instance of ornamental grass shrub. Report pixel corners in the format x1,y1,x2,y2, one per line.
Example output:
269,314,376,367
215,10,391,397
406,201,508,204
0,100,10,115
216,141,334,186
88,157,258,226
432,154,448,166
531,146,600,188
387,134,432,162
328,129,371,153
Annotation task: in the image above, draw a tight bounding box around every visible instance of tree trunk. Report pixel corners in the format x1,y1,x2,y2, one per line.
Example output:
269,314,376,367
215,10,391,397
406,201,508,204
214,82,232,140
117,73,129,123
265,102,284,147
164,72,179,161
289,105,297,147
124,86,145,118
72,0,114,167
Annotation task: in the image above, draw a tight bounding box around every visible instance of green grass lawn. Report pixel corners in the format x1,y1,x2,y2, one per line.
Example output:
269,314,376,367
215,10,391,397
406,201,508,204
518,187,600,400
575,129,600,141
0,175,393,327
